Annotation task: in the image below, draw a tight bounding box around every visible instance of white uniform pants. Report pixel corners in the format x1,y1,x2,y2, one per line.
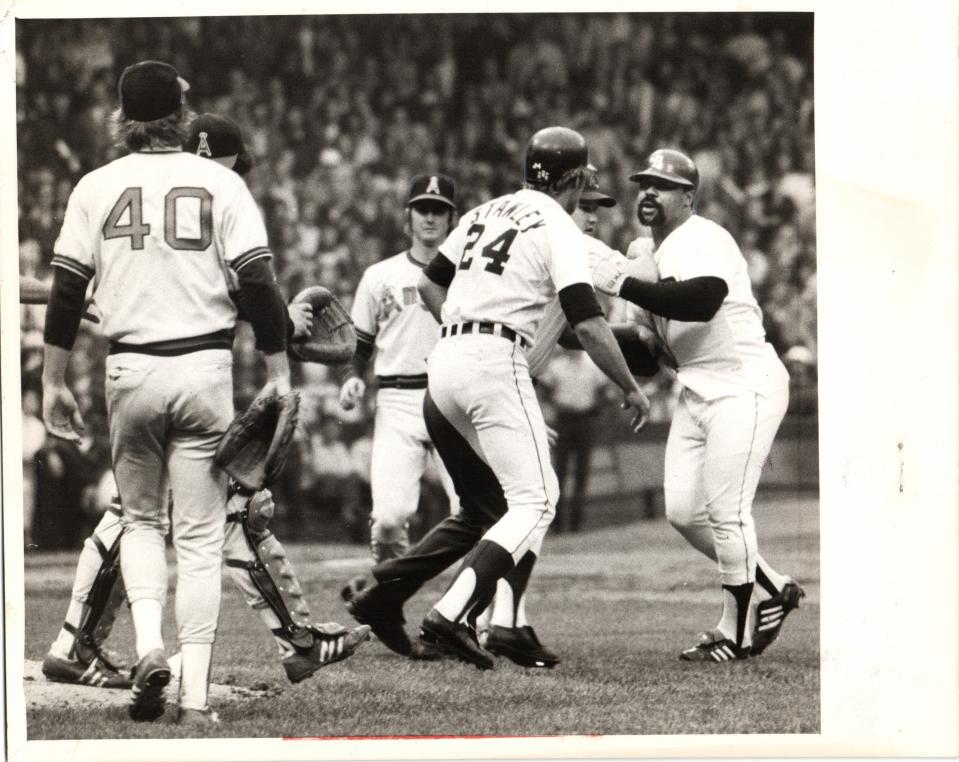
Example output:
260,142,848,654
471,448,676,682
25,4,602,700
105,350,233,644
427,334,557,564
369,388,457,545
663,377,789,586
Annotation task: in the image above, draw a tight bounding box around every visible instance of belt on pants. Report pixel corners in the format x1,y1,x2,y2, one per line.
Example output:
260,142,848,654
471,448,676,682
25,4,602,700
376,374,428,390
440,321,527,349
108,329,235,356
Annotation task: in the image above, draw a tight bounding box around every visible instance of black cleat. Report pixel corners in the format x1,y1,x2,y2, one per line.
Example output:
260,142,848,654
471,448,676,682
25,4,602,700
345,586,413,656
680,631,750,663
485,625,560,668
419,609,494,671
128,648,171,721
751,581,806,656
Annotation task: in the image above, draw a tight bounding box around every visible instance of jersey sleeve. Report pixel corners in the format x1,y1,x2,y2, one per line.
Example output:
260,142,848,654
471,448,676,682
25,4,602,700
220,180,271,272
545,213,593,291
673,225,739,284
51,179,96,281
437,218,468,267
350,268,378,340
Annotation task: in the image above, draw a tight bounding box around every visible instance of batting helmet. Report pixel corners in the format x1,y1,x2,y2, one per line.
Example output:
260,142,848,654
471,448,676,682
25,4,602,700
629,149,699,190
524,127,589,188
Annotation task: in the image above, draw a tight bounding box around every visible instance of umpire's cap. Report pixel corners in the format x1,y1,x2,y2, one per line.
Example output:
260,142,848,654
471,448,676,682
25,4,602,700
408,174,456,210
580,164,616,207
184,113,254,176
524,126,588,188
629,149,699,190
118,60,190,122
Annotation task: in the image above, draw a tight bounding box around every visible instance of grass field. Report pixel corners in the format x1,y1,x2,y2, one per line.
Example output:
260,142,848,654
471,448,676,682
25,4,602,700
21,492,819,740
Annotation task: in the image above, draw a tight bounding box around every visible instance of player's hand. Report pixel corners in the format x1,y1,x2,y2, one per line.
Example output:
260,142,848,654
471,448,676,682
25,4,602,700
545,424,558,448
592,255,628,296
624,241,658,283
42,384,85,443
339,377,366,411
621,387,651,433
288,301,314,340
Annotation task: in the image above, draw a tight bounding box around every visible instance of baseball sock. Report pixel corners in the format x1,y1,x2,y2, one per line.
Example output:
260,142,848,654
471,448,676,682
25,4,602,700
755,557,790,600
717,583,754,649
490,550,537,628
130,599,164,658
434,540,514,624
179,642,212,711
50,600,87,659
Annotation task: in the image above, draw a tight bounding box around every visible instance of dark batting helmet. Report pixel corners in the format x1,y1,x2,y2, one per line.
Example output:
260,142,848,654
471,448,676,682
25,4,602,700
524,127,589,188
629,149,699,190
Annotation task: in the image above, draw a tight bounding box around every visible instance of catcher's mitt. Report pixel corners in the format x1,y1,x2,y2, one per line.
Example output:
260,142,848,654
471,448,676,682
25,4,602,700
287,286,356,364
214,392,300,491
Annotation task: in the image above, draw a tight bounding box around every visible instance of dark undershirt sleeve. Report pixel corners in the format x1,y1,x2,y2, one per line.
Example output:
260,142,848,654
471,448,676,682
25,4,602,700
232,292,296,341
43,267,90,350
234,258,288,353
558,282,605,327
423,252,456,288
619,275,728,322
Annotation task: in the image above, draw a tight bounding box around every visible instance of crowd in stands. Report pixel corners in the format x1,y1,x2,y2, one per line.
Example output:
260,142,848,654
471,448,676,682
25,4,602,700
17,13,817,546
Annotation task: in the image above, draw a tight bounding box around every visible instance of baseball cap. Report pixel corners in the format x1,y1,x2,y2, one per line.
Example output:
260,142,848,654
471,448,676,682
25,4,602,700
118,60,190,122
580,164,616,207
407,174,456,209
184,113,254,175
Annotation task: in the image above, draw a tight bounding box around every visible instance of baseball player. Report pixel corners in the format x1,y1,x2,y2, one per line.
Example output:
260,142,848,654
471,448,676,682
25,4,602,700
411,126,649,670
41,62,293,724
39,113,369,696
338,174,460,567
592,148,805,662
343,165,646,670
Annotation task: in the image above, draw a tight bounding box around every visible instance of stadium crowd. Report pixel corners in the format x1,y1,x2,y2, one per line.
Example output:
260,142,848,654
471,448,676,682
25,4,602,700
17,13,817,546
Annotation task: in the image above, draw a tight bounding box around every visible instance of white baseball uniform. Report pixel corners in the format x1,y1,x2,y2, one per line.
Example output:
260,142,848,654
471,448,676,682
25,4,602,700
350,251,458,554
53,150,268,644
429,188,593,563
634,214,789,586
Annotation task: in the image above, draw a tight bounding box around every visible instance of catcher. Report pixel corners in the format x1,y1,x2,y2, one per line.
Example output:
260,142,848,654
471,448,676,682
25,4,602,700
37,113,366,692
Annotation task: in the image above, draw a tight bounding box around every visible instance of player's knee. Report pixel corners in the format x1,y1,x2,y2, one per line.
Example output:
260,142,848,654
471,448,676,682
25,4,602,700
370,519,409,545
664,489,703,530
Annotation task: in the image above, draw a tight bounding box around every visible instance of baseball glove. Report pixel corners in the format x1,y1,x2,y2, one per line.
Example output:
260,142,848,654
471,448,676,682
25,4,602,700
214,392,300,491
287,286,356,365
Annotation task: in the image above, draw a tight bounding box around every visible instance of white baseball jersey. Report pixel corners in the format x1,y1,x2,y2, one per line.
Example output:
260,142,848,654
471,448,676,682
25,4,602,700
526,234,624,378
644,214,783,400
53,151,268,344
439,189,592,345
351,251,439,377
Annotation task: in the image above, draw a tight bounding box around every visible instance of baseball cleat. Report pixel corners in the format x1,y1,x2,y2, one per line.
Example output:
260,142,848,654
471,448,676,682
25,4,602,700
282,623,371,684
42,652,133,689
345,586,413,656
485,625,560,669
128,648,172,721
339,574,369,604
418,609,494,671
679,631,750,663
750,581,806,656
176,706,220,727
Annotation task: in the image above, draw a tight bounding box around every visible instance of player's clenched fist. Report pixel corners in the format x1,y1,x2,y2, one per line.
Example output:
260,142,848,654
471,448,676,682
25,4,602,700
591,254,628,296
288,302,314,340
339,377,366,411
624,239,659,283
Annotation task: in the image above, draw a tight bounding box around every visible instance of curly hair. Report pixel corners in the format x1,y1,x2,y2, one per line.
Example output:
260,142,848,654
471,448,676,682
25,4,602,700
110,105,193,152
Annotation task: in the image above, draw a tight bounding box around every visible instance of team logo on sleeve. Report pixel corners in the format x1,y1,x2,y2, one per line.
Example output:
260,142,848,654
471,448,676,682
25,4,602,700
426,176,441,195
196,131,213,158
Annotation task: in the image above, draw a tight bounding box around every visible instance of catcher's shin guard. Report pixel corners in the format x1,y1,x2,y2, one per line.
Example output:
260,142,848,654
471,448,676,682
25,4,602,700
224,486,314,649
70,502,127,671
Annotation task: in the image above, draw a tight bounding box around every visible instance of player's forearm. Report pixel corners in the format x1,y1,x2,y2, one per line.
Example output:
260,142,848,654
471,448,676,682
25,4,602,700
573,316,642,395
619,276,728,322
43,267,88,350
234,259,288,353
338,334,373,383
417,273,448,323
231,291,298,342
41,345,72,388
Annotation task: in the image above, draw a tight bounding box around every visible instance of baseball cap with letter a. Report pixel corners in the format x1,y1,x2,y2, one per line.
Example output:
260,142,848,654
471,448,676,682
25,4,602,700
184,113,254,175
118,60,190,122
407,174,456,210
